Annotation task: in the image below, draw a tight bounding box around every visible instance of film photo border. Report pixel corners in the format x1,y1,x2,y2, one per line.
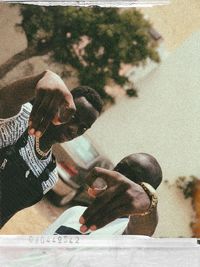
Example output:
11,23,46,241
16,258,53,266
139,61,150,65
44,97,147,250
0,236,199,266
0,0,200,266
0,0,170,7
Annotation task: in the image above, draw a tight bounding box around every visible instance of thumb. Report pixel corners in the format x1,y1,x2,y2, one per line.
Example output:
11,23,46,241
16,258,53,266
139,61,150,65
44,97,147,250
85,167,119,187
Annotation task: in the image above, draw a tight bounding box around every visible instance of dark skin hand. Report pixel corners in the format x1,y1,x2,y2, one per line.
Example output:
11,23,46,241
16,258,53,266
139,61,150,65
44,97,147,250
28,70,76,138
0,70,76,128
79,167,151,233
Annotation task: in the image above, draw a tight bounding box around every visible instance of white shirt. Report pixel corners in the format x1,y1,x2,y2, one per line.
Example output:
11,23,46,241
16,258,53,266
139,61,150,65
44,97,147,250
44,206,146,236
0,103,58,194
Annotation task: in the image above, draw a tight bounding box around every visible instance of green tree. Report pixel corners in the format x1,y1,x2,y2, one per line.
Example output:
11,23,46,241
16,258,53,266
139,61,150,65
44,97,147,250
0,6,160,102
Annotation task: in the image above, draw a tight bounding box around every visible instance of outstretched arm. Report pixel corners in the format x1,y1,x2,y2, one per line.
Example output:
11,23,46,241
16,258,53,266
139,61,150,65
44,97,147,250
0,70,76,136
79,167,158,236
0,71,45,118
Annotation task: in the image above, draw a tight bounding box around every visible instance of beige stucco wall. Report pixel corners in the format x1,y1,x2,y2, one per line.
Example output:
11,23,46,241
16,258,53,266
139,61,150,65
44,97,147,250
88,31,200,237
141,0,200,51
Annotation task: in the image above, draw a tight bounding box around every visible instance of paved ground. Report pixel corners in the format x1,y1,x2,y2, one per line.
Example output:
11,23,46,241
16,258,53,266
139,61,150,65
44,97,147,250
0,197,67,235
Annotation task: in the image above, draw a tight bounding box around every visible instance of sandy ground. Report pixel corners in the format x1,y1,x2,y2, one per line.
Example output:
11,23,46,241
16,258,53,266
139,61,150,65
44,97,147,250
0,1,200,236
0,199,67,235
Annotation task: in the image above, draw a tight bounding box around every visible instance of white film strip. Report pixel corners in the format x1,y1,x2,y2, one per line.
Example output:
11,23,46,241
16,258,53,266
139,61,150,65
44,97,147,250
0,236,199,267
0,235,199,248
0,0,170,7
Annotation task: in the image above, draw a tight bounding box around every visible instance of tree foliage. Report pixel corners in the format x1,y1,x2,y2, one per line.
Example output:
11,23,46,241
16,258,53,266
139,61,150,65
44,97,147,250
16,6,160,102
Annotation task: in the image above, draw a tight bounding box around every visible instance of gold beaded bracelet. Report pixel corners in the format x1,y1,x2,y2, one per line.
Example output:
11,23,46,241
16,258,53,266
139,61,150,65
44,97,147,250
130,182,158,217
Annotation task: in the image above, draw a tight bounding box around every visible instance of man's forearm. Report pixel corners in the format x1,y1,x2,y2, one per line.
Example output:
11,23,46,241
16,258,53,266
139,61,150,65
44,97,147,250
0,71,46,118
123,207,158,236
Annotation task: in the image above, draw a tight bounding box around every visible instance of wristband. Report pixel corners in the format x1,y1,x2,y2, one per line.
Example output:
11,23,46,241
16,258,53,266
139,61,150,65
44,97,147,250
130,182,158,217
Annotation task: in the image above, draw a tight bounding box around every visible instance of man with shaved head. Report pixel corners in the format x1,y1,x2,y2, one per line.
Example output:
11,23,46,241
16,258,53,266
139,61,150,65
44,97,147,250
44,153,162,236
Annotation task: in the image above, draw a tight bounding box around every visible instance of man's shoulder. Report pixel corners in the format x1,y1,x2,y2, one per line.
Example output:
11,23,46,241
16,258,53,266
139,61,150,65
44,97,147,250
0,103,32,148
0,102,32,124
21,102,32,117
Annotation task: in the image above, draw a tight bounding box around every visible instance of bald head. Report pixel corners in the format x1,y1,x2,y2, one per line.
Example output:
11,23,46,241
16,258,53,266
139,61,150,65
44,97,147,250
114,153,162,189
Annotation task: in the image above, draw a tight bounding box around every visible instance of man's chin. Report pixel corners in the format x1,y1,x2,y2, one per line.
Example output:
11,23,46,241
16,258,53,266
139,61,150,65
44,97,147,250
57,137,68,143
57,135,74,143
